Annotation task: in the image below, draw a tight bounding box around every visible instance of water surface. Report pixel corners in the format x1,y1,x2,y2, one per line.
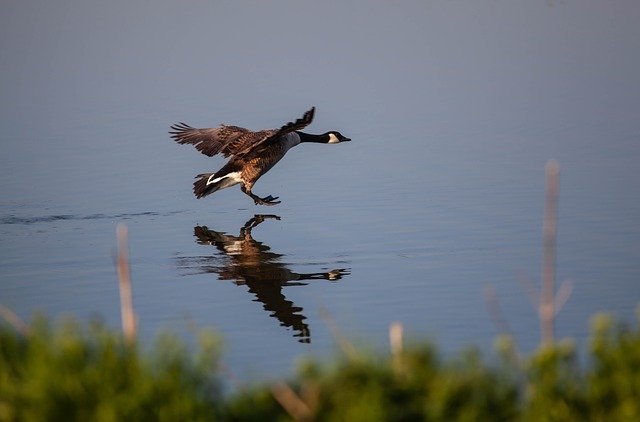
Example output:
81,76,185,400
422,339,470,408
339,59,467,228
1,0,639,381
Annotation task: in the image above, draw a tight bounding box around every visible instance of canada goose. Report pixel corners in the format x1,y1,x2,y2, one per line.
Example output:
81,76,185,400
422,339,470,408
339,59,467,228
169,107,350,206
187,215,350,343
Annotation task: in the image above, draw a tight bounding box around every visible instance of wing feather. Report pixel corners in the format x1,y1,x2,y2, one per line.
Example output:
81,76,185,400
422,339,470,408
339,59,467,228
235,107,315,157
169,106,315,158
169,123,261,157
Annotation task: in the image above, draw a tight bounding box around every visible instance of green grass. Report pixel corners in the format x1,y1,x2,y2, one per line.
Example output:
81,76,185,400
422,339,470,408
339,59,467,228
0,317,222,421
1,311,639,421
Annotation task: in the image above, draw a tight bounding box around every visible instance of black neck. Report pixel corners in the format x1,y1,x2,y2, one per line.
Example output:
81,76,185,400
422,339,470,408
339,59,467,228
296,131,328,144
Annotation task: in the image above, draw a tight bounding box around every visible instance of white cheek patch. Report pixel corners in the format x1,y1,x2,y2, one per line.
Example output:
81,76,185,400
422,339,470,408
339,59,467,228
328,133,340,144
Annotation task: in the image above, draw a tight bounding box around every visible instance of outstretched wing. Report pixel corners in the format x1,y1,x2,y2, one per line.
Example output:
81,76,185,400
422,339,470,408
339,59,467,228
234,107,316,157
170,123,272,158
170,107,315,158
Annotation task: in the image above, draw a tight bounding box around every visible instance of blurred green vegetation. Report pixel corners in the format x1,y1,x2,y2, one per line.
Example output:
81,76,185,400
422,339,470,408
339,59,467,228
0,317,222,421
1,311,639,421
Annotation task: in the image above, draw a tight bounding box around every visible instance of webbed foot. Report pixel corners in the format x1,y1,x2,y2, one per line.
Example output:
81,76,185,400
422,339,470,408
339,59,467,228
253,195,281,206
242,186,281,206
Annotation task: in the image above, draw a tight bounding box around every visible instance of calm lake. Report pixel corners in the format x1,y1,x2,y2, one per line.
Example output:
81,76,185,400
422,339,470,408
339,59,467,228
1,1,639,383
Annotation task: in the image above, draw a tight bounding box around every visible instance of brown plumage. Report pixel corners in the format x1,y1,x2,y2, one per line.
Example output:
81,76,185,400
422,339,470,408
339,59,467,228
170,107,315,159
169,107,350,206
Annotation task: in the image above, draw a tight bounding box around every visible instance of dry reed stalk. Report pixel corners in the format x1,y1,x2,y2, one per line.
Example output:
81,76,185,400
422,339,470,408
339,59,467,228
554,279,574,317
390,321,405,375
318,306,359,361
270,382,314,422
540,160,560,346
116,223,137,344
0,304,31,336
389,321,404,356
485,161,571,352
483,285,523,364
483,285,513,336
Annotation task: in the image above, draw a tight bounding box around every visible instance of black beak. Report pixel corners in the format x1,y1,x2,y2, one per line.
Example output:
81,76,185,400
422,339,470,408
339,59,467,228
342,137,352,142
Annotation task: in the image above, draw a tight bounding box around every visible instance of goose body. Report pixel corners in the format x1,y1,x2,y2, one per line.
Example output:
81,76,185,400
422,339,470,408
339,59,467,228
170,107,350,205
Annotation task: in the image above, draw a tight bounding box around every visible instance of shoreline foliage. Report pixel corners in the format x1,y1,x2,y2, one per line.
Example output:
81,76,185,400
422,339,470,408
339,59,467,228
1,311,639,421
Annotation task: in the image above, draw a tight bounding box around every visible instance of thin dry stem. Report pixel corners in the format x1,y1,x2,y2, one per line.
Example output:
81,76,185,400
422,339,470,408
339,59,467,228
554,279,574,317
0,304,31,336
318,307,359,361
540,160,560,346
390,321,405,375
271,382,313,422
483,285,514,336
389,321,404,356
117,223,137,344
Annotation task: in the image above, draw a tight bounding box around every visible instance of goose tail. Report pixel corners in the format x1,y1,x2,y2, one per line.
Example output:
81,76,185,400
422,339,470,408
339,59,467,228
193,171,241,199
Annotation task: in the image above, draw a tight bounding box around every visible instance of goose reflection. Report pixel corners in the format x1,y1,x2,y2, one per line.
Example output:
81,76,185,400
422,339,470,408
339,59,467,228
188,215,349,343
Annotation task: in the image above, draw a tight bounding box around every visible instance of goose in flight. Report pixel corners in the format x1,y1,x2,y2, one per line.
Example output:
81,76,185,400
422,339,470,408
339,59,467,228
170,107,350,205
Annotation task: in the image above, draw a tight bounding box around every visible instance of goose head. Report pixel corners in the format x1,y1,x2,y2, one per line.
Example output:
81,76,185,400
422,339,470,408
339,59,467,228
326,131,351,144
